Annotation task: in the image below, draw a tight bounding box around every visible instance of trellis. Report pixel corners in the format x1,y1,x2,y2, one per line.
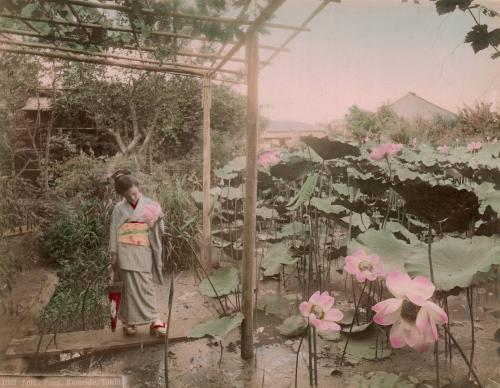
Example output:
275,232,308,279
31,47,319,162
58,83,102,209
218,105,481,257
0,0,332,359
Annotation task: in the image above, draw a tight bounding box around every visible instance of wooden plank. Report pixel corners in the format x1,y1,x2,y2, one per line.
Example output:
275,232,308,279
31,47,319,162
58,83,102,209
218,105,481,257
240,30,259,360
4,318,199,359
201,76,212,272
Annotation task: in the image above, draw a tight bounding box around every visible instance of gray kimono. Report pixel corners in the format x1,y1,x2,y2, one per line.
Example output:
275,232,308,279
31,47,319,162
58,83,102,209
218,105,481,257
109,194,165,285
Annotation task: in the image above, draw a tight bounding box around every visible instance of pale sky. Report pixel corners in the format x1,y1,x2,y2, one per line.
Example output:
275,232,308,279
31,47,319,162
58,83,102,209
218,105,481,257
235,0,500,124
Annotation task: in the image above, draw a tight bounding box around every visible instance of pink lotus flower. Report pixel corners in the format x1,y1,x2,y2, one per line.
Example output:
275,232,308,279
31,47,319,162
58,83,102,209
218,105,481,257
345,249,384,282
370,143,403,161
258,150,281,167
372,271,448,352
467,141,482,152
141,202,164,227
300,291,344,331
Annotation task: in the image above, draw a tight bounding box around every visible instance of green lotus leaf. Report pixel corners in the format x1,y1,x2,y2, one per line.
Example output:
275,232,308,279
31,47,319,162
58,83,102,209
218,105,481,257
301,136,361,160
347,371,417,388
332,183,350,197
199,266,239,297
188,313,244,340
385,221,420,244
310,197,348,217
348,229,423,272
256,206,276,220
287,173,319,210
405,236,500,291
277,315,308,337
335,327,392,363
219,185,244,200
256,292,298,317
341,212,371,230
280,221,308,238
261,243,298,276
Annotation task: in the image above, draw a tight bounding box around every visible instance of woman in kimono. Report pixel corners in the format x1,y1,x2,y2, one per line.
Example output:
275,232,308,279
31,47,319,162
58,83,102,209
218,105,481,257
109,169,167,336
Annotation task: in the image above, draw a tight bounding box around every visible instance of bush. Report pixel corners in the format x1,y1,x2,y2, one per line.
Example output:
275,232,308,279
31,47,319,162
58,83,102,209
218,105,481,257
37,199,112,333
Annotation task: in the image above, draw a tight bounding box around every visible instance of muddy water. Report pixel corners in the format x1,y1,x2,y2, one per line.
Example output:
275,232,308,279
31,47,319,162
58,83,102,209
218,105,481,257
28,271,500,387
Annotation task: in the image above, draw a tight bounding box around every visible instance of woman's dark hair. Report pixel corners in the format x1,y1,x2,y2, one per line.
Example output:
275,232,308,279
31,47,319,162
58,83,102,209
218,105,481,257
111,169,138,195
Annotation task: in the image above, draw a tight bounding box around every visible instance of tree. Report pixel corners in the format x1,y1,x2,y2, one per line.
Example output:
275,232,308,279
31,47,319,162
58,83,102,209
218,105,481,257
456,102,500,137
59,63,245,159
0,53,40,176
345,105,376,140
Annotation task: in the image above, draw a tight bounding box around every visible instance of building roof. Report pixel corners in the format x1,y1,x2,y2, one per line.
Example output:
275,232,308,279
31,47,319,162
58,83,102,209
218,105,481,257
266,120,321,133
22,97,52,111
389,92,457,121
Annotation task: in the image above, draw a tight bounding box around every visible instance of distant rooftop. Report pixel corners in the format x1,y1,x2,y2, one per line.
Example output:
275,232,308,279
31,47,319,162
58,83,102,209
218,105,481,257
266,120,320,133
389,92,457,121
22,97,52,111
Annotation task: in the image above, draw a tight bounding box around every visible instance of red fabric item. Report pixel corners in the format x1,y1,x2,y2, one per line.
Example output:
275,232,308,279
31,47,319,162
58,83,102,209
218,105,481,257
108,291,121,332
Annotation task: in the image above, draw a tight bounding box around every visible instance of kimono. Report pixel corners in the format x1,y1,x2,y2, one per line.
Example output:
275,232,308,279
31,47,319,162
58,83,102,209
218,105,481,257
109,194,164,325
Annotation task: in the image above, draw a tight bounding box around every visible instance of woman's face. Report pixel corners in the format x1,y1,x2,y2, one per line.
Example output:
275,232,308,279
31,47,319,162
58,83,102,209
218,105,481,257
123,185,141,205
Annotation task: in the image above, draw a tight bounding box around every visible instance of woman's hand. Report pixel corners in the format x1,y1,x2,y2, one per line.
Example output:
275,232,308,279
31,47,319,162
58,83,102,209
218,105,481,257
109,253,120,283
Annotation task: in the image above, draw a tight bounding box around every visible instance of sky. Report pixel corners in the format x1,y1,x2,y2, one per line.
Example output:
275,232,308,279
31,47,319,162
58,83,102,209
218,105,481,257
237,0,500,124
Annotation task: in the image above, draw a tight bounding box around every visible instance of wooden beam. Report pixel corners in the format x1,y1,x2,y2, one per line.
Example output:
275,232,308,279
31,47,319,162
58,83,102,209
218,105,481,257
0,45,207,77
0,14,288,52
240,30,259,361
45,0,308,32
4,318,200,358
0,38,243,75
262,1,332,68
0,22,252,64
210,0,286,75
201,76,212,273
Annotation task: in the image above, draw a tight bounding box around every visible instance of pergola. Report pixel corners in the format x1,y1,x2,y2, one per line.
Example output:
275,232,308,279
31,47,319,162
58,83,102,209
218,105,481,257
0,0,332,360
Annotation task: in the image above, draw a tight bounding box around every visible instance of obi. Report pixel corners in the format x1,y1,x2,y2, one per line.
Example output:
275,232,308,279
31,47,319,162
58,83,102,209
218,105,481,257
118,222,150,246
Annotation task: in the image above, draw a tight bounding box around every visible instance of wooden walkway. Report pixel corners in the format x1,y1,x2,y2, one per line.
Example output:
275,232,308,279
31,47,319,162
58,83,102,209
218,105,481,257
5,318,198,359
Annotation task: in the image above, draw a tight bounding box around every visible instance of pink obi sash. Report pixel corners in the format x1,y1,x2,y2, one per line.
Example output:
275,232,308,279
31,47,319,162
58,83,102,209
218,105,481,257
118,222,150,246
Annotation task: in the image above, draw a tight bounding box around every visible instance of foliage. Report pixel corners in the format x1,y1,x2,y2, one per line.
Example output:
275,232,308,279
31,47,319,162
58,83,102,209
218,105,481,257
188,312,244,340
0,176,40,235
405,235,500,291
0,1,244,58
59,64,245,160
37,198,112,333
434,0,500,59
456,102,500,137
199,266,239,297
0,54,40,174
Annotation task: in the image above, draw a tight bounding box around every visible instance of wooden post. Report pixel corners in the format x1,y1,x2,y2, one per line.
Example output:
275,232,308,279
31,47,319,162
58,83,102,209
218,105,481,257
202,76,212,273
241,30,259,360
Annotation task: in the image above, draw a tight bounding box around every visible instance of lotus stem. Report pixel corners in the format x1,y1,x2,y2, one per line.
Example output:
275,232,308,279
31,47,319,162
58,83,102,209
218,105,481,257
340,280,368,365
443,325,483,388
313,326,318,385
308,325,313,386
295,335,305,388
466,287,475,380
427,222,440,387
165,272,175,388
